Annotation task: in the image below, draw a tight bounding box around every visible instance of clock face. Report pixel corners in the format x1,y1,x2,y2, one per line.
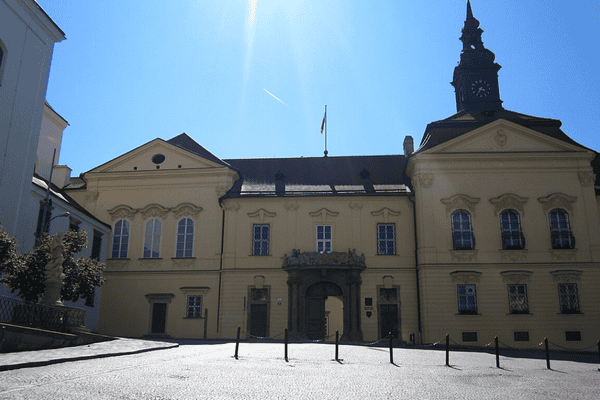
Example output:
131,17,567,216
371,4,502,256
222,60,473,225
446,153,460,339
471,79,490,98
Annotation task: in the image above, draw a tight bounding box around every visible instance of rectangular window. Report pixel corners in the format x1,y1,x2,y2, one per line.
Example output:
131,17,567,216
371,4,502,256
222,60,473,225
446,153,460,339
558,283,580,314
462,332,478,342
457,284,478,315
514,331,530,342
186,295,202,318
377,224,396,255
252,225,269,255
565,331,582,341
91,230,103,260
69,217,81,232
316,225,332,253
508,284,529,314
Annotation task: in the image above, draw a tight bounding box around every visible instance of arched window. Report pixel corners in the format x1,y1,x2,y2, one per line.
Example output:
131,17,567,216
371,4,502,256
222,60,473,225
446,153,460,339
549,209,574,249
500,210,524,250
111,219,130,259
176,218,194,258
451,210,474,250
143,218,162,258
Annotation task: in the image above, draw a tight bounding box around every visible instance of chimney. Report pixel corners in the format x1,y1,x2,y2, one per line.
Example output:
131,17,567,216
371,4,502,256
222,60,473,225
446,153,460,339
403,136,414,156
51,165,72,189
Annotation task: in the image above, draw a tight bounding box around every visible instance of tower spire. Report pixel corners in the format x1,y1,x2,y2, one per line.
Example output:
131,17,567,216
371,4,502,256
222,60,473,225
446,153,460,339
451,1,503,112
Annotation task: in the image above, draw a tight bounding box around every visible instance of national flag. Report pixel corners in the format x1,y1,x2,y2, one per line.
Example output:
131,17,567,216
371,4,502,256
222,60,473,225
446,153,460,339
320,112,326,134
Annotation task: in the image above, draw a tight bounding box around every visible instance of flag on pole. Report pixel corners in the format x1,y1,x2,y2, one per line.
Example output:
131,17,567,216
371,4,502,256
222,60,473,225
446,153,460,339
320,111,327,134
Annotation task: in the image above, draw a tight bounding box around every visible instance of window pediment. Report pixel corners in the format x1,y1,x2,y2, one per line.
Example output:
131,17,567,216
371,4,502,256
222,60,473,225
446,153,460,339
489,193,528,216
537,193,577,214
247,209,276,223
450,270,482,283
500,270,533,283
172,202,203,218
371,207,400,222
140,203,170,219
108,205,136,221
309,208,339,222
441,194,480,216
550,270,582,283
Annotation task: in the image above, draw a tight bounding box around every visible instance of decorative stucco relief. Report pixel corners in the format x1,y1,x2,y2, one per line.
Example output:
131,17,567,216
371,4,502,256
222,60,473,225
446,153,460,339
550,269,582,283
283,248,365,267
577,171,595,187
549,249,577,261
493,129,508,147
489,193,528,216
450,250,478,262
107,205,137,221
499,250,528,263
221,201,240,212
247,208,276,223
500,270,533,283
309,208,339,222
371,207,401,223
417,173,434,189
172,203,203,219
441,194,480,216
537,193,577,214
85,191,100,204
140,203,170,219
450,270,482,283
216,186,229,197
284,203,299,212
348,202,363,211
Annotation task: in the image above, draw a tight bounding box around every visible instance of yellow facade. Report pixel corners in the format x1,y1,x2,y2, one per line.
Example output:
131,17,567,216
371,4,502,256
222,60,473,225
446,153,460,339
65,4,600,350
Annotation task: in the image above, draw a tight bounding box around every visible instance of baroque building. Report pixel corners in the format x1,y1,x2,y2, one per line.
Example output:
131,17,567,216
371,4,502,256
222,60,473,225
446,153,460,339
66,2,600,348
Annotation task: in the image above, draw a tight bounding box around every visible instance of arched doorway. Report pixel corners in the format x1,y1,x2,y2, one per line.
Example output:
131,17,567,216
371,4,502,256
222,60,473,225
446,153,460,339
305,282,343,340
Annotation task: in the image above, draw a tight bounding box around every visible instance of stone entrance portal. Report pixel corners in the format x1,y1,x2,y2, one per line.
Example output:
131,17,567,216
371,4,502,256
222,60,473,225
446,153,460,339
284,249,365,341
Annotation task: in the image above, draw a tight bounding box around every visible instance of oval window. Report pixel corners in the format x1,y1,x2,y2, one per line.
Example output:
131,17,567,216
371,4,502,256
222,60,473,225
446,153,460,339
152,154,165,164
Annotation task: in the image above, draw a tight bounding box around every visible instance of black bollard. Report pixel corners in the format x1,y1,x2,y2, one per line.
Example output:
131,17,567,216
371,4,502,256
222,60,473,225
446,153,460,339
495,336,500,368
335,330,339,362
234,326,241,360
389,332,394,364
544,337,550,370
597,340,600,365
445,334,450,367
284,328,289,362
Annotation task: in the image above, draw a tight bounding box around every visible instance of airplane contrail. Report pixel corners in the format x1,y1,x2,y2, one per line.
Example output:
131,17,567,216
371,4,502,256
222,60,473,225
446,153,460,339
263,89,288,106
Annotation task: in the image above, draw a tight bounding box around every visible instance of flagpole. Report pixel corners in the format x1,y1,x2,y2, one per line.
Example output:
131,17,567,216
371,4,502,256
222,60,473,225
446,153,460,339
324,105,328,157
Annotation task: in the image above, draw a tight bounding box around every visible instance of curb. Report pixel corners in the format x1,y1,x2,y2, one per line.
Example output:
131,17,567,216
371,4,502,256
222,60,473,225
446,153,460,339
0,343,179,372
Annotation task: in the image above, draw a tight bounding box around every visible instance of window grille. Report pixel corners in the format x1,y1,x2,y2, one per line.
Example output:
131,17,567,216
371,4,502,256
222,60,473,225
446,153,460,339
558,283,580,314
514,331,530,342
377,224,396,255
186,295,202,318
462,332,478,342
252,225,269,255
457,284,477,314
508,284,529,314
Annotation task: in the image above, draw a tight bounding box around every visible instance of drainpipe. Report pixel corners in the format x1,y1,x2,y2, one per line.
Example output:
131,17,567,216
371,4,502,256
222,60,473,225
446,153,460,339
409,194,422,344
216,208,225,332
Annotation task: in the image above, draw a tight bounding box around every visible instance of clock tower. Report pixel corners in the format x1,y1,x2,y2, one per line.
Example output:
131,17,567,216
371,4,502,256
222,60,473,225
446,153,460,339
451,1,503,112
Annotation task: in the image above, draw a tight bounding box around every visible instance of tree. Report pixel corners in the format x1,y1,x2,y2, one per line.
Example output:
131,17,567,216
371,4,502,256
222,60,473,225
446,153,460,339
0,225,26,279
0,229,105,306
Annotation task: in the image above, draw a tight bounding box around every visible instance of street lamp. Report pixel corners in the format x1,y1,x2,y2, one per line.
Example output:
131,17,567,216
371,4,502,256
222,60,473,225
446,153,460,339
44,212,70,233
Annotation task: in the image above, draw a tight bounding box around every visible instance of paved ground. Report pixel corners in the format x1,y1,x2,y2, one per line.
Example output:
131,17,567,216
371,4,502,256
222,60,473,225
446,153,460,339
1,340,599,399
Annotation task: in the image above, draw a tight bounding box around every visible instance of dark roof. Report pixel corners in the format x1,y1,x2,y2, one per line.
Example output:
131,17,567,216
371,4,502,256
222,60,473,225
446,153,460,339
222,155,410,198
167,133,232,168
32,174,111,229
415,108,585,154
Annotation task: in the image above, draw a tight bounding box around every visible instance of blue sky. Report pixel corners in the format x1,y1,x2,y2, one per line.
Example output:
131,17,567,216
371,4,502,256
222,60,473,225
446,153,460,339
38,0,600,176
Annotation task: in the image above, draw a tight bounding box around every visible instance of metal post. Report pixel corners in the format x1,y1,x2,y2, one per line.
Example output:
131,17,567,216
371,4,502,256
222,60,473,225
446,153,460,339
389,332,394,364
544,337,550,370
445,334,450,367
335,330,339,362
495,336,500,368
234,326,241,360
284,328,289,362
597,340,600,364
